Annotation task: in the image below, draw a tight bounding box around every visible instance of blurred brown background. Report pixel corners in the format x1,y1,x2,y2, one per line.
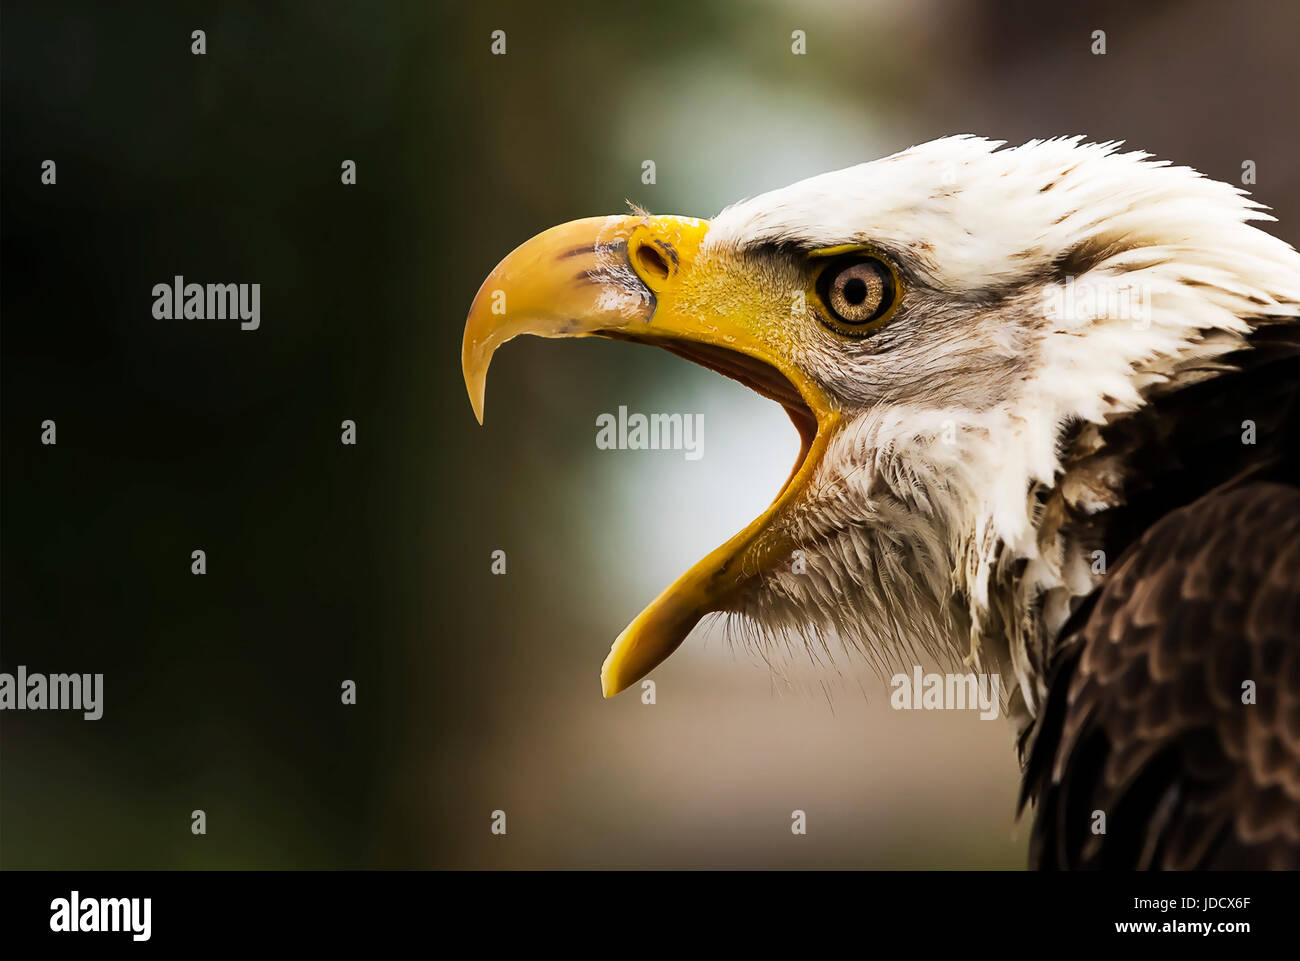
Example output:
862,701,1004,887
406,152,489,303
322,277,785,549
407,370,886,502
2,0,1297,868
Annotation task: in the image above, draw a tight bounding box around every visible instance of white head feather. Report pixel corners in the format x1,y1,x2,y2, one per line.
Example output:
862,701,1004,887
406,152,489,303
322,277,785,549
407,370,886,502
703,136,1300,719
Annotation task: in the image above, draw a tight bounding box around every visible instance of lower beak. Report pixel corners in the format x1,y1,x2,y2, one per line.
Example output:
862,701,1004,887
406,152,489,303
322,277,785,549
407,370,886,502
462,214,839,696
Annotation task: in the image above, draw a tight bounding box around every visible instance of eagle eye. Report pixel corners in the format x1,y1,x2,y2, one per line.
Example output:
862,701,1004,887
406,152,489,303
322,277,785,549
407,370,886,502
816,254,898,333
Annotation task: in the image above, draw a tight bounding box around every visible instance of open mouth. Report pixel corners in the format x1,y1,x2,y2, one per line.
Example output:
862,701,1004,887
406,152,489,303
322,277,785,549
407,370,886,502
462,213,839,696
602,333,821,499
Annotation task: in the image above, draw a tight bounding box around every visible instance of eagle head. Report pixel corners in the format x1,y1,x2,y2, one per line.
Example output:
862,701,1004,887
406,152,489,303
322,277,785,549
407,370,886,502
462,135,1300,716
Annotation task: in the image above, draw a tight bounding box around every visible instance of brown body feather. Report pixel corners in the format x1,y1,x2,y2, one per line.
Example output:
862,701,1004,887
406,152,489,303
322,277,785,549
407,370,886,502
1021,328,1300,869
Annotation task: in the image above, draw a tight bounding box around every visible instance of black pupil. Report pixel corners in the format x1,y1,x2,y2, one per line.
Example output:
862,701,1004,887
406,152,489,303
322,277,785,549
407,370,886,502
842,276,868,305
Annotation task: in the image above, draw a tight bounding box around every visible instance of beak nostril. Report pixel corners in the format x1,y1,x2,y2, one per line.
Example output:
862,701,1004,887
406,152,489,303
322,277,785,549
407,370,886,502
634,241,672,282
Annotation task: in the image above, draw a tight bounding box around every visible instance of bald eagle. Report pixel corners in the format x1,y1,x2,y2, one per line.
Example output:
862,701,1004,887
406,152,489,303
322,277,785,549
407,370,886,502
462,136,1300,870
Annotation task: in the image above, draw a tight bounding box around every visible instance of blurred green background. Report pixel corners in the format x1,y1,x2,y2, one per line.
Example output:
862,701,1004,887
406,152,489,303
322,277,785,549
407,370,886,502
3,0,1297,868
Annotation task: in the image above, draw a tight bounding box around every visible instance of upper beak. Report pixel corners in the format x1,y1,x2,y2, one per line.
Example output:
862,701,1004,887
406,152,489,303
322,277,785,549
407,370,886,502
463,214,839,697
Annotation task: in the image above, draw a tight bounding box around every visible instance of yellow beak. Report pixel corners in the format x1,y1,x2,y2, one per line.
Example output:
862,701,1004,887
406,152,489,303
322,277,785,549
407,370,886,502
463,214,839,697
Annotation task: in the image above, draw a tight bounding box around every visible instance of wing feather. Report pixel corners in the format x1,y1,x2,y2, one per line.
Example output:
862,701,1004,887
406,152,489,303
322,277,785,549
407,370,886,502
1023,482,1300,869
